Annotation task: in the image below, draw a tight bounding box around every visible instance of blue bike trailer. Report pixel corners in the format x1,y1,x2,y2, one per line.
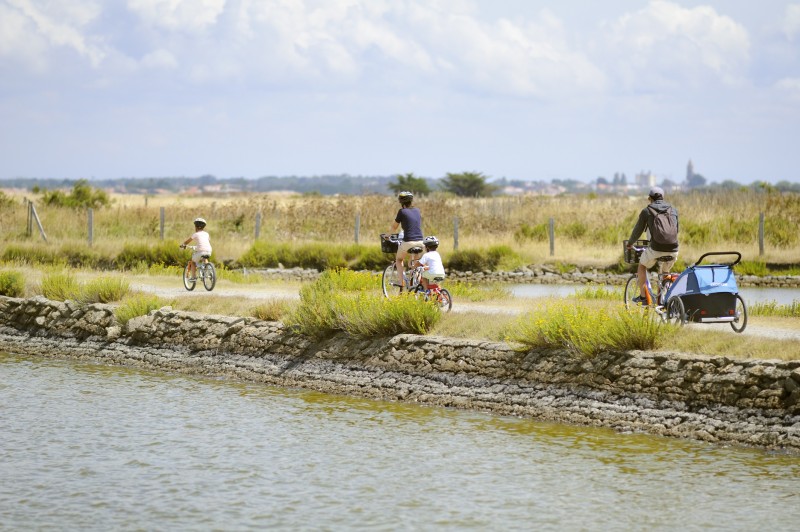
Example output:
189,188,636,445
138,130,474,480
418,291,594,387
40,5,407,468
664,252,742,324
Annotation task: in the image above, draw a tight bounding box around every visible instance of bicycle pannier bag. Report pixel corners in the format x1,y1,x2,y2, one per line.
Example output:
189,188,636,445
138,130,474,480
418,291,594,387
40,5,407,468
647,205,678,246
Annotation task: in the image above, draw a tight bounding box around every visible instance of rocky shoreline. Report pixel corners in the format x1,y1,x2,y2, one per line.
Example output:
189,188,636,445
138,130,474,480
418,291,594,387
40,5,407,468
251,266,800,288
1,294,799,453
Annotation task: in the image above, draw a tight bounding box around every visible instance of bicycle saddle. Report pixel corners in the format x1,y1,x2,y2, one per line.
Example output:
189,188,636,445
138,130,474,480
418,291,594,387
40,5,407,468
408,246,423,254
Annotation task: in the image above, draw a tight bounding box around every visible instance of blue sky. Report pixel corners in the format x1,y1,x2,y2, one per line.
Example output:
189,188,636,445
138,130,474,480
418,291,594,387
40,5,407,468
1,0,799,184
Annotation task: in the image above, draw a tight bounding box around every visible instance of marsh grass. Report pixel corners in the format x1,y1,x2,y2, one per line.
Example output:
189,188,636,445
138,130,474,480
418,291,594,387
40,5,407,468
79,276,130,303
40,272,82,301
4,188,797,271
0,270,25,297
505,300,678,356
749,300,800,318
115,293,167,324
571,285,623,300
283,270,441,338
250,299,294,321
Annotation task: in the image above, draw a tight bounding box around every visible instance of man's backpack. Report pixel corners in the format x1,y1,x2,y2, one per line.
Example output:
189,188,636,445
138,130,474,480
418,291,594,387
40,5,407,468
647,205,678,246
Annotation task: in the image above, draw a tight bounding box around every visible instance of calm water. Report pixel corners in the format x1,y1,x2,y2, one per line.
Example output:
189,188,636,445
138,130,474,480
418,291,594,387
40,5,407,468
1,352,799,531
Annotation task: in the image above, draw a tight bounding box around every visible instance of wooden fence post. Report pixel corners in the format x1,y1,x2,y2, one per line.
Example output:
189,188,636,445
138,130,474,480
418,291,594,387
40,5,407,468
88,208,93,247
758,212,765,256
548,217,555,256
453,217,459,250
29,202,47,242
160,207,165,241
27,201,33,237
354,214,360,244
255,212,262,240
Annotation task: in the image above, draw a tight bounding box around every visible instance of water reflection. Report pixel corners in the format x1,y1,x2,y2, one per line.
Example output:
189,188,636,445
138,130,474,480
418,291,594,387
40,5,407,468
1,352,798,531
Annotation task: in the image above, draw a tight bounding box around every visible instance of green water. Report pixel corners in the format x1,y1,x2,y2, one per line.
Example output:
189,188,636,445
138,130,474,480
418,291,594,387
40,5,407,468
1,352,798,530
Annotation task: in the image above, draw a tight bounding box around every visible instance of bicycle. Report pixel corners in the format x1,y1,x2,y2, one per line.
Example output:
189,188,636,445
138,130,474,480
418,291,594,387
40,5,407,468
180,245,216,292
380,233,423,297
622,240,683,324
412,272,453,312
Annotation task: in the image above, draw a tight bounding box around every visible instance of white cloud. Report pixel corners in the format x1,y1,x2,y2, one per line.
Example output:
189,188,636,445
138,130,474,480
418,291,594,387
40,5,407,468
784,4,800,40
776,77,800,98
1,0,106,67
600,0,750,90
141,48,178,69
126,0,226,32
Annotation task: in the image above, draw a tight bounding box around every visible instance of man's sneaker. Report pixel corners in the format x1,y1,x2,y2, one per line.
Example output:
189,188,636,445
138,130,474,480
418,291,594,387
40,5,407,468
632,296,646,305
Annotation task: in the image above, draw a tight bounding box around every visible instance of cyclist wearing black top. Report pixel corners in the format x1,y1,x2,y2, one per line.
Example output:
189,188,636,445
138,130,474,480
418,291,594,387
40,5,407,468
386,191,423,291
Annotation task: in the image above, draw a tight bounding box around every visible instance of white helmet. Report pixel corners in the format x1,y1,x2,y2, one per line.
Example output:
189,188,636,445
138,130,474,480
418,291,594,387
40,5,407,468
194,217,207,227
423,235,439,248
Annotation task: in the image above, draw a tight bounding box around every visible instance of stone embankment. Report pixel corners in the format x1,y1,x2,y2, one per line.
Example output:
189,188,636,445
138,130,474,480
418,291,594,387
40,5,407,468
1,295,799,453
253,266,800,288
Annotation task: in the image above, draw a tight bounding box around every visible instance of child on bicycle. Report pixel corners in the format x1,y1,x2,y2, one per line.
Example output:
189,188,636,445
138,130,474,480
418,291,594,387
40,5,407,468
415,236,445,291
180,217,212,280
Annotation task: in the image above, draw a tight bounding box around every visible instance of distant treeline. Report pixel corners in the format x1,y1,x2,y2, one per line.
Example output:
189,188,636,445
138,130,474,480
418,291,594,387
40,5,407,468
1,174,799,196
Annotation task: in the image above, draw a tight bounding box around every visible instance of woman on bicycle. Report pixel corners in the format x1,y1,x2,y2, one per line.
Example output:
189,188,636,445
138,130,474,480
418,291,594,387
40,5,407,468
415,236,445,291
385,191,423,292
180,217,212,281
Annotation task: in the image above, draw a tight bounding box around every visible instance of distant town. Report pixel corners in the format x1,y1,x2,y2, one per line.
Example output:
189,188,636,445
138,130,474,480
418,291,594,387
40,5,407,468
2,160,797,197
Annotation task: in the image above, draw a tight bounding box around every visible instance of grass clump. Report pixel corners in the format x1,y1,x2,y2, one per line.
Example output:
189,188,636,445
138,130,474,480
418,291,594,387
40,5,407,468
571,285,622,300
505,301,677,356
0,270,26,297
116,242,185,269
284,269,441,338
749,300,800,318
79,276,130,303
115,293,166,324
251,299,293,321
447,281,511,302
40,272,82,301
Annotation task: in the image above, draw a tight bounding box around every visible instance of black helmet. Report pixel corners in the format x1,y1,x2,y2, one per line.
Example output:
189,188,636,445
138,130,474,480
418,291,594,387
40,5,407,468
194,217,207,228
423,235,439,248
398,191,413,202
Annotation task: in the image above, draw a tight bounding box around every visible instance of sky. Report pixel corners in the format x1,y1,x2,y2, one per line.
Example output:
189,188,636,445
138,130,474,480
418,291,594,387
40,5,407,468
1,0,799,185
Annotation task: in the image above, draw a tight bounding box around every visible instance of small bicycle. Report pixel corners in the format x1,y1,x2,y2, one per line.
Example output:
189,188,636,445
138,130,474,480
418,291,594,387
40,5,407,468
380,233,423,297
180,245,216,292
622,240,682,324
413,273,453,312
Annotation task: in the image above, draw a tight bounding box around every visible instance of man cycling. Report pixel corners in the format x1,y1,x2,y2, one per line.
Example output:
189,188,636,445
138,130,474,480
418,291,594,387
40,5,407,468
385,191,423,292
626,186,679,304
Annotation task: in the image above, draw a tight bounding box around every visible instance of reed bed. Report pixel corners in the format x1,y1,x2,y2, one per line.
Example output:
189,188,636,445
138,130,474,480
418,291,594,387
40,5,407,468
2,188,799,269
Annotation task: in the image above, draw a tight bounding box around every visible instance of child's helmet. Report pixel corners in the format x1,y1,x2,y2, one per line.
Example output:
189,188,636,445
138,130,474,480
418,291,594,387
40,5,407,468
398,191,413,202
194,217,207,228
423,235,439,248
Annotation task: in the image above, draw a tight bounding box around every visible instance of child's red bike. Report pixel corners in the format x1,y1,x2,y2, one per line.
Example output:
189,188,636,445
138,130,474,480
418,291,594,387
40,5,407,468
413,276,453,312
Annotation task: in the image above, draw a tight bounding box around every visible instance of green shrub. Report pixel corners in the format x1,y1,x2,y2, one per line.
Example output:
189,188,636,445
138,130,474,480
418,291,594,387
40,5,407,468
736,260,768,276
79,276,130,303
40,272,81,301
115,293,166,324
0,270,25,297
283,270,441,338
561,221,588,239
505,301,677,356
39,179,111,209
446,249,484,272
2,244,64,265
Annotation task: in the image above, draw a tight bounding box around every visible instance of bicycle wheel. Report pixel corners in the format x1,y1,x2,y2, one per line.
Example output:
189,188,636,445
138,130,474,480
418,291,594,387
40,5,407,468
665,296,686,326
382,263,402,297
623,275,638,309
437,288,453,312
183,262,196,291
659,280,673,306
730,294,747,333
202,263,216,291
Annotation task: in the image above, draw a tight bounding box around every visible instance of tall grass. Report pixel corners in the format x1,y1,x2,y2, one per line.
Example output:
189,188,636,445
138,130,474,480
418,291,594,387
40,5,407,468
115,293,167,324
505,301,678,356
2,188,799,270
40,272,82,301
283,269,441,338
79,277,130,303
749,300,800,317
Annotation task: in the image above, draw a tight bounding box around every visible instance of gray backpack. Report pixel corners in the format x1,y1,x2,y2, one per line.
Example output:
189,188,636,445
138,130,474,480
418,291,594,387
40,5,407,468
647,205,678,246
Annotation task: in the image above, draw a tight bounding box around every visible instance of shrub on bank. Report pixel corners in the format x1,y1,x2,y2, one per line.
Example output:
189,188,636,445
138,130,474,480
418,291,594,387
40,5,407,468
0,270,25,297
40,272,81,301
284,269,441,338
116,242,185,270
79,276,130,303
115,293,166,324
505,301,678,357
250,299,294,321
